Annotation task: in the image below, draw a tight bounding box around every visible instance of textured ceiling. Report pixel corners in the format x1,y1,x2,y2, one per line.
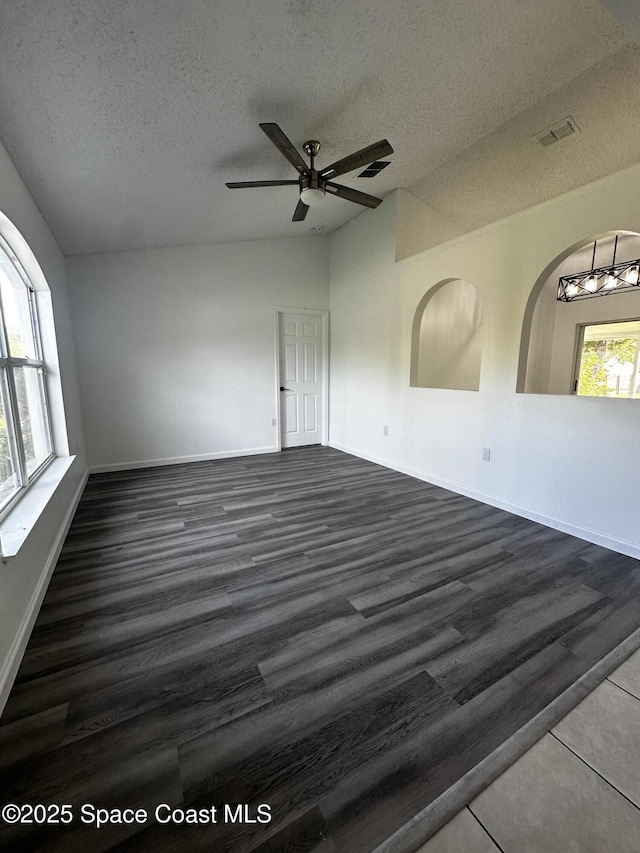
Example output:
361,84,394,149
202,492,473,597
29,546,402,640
0,0,636,255
410,44,640,234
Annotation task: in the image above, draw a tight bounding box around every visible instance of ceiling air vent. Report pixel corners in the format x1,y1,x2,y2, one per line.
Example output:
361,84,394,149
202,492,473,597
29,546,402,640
534,116,580,147
357,160,391,178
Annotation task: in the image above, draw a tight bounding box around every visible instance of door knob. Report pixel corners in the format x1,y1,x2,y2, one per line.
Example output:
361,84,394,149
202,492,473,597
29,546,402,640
280,386,292,391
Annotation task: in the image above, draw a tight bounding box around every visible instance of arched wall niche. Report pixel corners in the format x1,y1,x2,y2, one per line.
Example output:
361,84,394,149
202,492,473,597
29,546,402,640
517,230,640,395
410,278,483,391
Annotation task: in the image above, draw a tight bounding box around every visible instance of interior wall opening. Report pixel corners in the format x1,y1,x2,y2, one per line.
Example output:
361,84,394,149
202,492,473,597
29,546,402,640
518,231,640,396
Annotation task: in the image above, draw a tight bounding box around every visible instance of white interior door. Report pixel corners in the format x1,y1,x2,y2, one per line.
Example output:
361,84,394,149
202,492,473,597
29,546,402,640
279,312,324,448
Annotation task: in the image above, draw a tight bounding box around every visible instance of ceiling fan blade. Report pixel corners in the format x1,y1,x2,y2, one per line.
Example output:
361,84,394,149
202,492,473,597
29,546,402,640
292,198,309,221
226,180,299,188
319,139,393,180
259,123,310,176
325,182,383,209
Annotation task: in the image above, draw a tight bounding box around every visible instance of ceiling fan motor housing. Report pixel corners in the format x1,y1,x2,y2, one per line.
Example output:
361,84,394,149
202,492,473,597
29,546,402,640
300,172,323,191
300,167,326,205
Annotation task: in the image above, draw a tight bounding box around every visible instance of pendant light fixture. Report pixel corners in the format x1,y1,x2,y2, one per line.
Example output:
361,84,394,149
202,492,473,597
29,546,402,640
558,236,640,302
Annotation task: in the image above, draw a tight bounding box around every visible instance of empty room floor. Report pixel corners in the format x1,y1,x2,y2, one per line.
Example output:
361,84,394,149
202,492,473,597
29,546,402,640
1,446,639,852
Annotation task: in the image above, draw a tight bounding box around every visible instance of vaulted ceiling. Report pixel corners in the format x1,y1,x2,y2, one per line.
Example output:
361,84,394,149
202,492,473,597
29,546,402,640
0,0,638,255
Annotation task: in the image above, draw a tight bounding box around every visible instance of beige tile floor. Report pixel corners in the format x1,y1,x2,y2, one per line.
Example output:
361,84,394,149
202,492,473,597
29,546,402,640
416,646,640,853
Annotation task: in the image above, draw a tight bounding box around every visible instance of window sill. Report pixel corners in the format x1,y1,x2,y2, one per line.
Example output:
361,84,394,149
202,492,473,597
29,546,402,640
0,456,76,559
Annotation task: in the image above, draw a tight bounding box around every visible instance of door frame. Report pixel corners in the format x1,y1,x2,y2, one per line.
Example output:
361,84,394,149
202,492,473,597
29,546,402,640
274,307,329,451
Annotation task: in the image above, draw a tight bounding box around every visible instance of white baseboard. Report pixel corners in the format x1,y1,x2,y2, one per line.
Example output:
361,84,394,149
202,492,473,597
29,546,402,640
328,442,640,560
0,469,89,716
90,446,280,474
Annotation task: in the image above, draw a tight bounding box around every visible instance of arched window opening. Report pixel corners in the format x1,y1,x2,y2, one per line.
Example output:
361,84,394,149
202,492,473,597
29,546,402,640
518,231,640,397
411,278,483,391
0,227,55,517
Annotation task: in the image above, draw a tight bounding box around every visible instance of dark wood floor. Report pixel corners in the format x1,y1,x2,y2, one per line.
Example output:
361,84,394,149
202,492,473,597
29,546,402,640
1,446,639,852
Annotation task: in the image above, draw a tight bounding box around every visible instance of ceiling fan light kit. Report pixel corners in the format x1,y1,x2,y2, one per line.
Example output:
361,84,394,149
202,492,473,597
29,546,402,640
300,186,326,207
226,123,393,221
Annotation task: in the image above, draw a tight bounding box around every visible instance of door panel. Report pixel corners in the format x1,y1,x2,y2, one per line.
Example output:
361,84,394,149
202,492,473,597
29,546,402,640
285,343,298,381
285,394,298,434
303,344,317,382
279,312,324,448
303,394,317,432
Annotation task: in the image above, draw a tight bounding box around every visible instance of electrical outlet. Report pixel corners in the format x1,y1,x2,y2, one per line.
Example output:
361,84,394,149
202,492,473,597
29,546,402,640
383,425,389,436
482,447,491,462
271,418,277,427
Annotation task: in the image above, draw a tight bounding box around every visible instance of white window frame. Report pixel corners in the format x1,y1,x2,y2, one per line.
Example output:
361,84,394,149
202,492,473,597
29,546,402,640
0,231,54,519
572,317,640,398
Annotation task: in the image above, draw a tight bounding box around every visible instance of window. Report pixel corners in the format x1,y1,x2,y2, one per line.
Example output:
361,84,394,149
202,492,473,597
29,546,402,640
0,233,53,515
574,319,640,398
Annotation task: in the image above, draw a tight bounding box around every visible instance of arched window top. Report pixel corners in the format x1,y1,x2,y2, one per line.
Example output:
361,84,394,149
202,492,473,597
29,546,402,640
411,278,483,391
0,211,49,292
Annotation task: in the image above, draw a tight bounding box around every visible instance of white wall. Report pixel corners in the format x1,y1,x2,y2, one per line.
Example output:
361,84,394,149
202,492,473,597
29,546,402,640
329,173,640,558
328,197,400,456
67,239,329,470
525,276,558,393
395,188,463,262
0,142,87,711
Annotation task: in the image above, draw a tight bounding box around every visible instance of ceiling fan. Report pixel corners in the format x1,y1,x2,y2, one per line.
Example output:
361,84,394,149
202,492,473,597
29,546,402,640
226,123,394,221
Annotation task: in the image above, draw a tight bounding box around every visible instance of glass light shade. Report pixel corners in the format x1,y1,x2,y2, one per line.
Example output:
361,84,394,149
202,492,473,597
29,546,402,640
626,265,640,285
584,275,598,293
604,271,617,289
566,282,579,297
300,187,326,207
